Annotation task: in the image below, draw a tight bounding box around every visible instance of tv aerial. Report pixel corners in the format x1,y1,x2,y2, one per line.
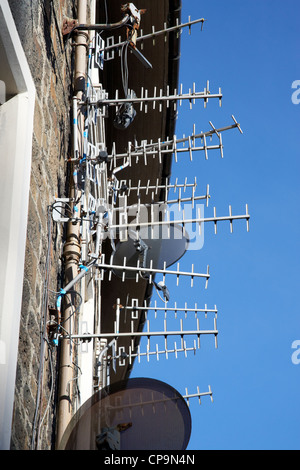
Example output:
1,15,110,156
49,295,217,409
101,15,206,62
107,115,242,169
64,4,214,130
58,377,212,450
111,223,189,280
52,3,250,449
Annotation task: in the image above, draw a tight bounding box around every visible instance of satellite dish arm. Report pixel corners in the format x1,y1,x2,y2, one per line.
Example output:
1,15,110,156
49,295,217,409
133,237,149,271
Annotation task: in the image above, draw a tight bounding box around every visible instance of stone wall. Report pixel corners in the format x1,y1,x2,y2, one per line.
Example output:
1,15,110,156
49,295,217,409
8,0,76,450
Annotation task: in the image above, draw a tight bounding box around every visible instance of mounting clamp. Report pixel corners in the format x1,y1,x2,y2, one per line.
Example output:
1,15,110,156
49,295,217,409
62,18,79,36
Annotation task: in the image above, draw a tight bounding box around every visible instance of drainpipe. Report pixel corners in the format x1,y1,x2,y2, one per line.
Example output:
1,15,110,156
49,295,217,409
56,0,87,449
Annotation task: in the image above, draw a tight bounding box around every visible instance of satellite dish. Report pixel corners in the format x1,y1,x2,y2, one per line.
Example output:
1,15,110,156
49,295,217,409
59,377,191,450
112,223,190,279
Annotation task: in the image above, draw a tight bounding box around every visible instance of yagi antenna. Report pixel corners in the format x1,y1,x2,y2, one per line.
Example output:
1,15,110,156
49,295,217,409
72,316,218,346
82,81,222,111
112,177,198,198
126,299,218,320
113,333,217,365
92,300,217,393
184,385,213,407
80,298,218,367
112,181,210,209
69,316,218,364
102,16,206,61
58,3,251,426
95,254,210,289
110,177,209,208
108,116,241,167
108,204,250,234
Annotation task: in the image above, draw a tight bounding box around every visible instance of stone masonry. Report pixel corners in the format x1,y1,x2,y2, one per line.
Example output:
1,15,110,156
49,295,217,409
8,0,76,449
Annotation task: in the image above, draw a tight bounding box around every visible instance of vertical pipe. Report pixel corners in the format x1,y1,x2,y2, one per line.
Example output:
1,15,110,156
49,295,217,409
56,0,87,449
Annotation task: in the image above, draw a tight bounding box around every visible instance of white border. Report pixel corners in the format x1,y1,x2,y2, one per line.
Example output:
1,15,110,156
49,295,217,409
0,0,35,450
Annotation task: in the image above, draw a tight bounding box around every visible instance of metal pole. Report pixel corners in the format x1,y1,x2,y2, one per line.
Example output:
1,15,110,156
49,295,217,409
56,0,87,449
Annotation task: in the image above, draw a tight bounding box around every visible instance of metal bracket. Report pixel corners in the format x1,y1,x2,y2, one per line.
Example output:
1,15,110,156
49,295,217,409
62,18,79,36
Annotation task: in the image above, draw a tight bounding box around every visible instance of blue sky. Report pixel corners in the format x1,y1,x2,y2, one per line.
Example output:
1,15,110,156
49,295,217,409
132,0,300,450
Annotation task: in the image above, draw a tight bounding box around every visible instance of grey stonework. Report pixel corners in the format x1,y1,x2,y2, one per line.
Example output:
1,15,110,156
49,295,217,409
8,0,76,449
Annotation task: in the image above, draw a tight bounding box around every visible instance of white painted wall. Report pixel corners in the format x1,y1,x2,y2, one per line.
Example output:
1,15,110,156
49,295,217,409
0,0,35,450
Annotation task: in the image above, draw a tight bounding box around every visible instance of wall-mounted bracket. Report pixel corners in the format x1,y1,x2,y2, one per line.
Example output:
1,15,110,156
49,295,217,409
62,18,79,36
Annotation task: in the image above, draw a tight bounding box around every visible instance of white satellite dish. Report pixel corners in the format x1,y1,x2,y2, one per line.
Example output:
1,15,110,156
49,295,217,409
112,223,189,279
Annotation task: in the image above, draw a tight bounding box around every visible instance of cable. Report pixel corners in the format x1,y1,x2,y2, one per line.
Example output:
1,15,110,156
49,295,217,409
60,290,83,325
114,23,137,130
31,207,83,448
50,321,82,347
36,339,54,438
121,41,130,97
103,0,108,25
120,22,135,97
50,201,73,219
